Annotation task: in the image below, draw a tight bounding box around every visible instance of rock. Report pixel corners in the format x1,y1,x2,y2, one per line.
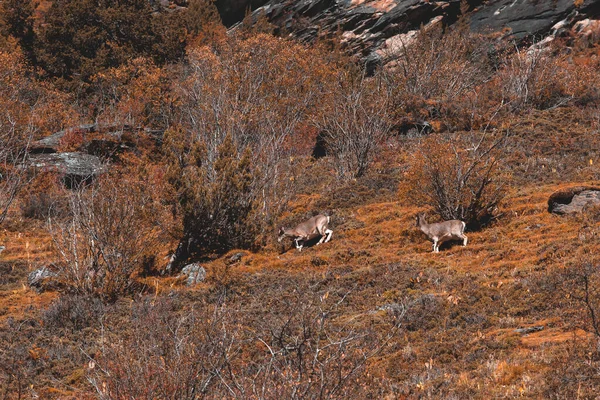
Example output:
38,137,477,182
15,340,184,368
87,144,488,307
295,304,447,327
227,252,246,264
178,263,207,286
30,124,98,154
28,152,106,187
28,266,58,292
573,18,600,42
515,325,544,334
469,0,595,39
548,186,600,214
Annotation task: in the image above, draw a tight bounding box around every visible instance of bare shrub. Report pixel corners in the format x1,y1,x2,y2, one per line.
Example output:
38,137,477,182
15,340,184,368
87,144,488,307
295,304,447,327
315,71,393,180
43,295,105,331
556,206,600,336
0,129,29,225
47,173,160,301
20,171,68,220
89,293,404,399
0,49,78,225
384,20,495,131
405,129,509,228
496,45,572,111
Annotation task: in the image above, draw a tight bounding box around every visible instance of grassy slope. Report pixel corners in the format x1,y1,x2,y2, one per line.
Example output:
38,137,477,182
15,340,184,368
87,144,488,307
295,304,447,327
1,108,600,397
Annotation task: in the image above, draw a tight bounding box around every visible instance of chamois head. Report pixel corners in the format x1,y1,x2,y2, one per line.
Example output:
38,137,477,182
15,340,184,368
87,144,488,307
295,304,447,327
277,227,286,243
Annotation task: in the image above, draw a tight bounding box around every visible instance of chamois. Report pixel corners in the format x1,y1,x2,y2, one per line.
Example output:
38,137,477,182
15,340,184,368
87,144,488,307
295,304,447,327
278,215,333,251
416,213,467,253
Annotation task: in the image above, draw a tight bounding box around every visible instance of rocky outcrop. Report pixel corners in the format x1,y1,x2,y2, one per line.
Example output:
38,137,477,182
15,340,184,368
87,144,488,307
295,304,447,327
226,0,600,67
30,124,97,154
28,152,106,187
470,0,600,39
548,186,600,214
28,124,164,187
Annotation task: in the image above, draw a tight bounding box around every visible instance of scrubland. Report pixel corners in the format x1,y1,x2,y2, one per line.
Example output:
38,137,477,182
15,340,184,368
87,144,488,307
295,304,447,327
2,1,600,398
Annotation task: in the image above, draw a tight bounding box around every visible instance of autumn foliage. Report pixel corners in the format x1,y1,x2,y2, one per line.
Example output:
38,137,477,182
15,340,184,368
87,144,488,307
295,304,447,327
4,1,600,398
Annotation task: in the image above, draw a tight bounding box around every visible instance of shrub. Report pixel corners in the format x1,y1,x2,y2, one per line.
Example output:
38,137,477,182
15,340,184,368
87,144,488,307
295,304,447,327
89,292,402,399
47,172,161,301
43,295,105,331
495,45,572,111
164,132,260,270
35,0,188,83
20,172,68,220
315,71,393,180
405,130,509,228
383,20,496,131
165,35,341,267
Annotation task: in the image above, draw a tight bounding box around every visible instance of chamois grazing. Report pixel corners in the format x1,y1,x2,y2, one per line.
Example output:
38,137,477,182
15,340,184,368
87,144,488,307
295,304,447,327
278,215,333,252
416,213,467,253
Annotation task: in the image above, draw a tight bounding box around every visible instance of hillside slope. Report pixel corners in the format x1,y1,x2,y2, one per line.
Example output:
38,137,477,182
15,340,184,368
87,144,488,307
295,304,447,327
2,108,600,397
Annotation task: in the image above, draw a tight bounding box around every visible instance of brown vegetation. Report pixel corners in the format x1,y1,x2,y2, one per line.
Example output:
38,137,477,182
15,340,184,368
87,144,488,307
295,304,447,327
2,3,600,398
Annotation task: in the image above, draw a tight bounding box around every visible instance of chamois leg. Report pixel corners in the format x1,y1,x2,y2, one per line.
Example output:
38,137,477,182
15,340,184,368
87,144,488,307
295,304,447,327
317,229,333,245
317,234,325,245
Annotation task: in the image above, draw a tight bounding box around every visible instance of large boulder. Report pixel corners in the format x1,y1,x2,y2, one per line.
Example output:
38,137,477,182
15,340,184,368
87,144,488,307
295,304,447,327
28,152,106,187
548,186,600,214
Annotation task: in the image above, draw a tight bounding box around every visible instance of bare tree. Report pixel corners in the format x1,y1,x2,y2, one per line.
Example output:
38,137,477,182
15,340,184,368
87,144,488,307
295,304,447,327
315,71,393,180
47,175,159,300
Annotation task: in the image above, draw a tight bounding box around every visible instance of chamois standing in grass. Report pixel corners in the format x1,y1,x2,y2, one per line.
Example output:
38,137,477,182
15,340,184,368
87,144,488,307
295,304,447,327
278,215,333,252
416,213,467,253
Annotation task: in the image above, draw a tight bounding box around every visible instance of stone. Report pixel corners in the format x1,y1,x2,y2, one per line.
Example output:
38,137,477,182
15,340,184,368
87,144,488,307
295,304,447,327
28,266,58,292
28,152,106,187
227,252,246,264
178,263,207,286
548,186,600,214
515,325,544,334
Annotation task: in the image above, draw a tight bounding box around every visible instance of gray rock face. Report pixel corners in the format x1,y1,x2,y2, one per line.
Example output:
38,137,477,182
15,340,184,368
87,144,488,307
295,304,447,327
470,0,598,39
548,186,600,214
227,0,600,68
178,263,207,286
30,124,97,154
